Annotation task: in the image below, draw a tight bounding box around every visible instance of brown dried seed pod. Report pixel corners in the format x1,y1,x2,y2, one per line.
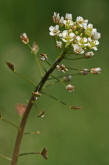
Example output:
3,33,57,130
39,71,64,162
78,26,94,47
6,62,15,72
41,147,48,160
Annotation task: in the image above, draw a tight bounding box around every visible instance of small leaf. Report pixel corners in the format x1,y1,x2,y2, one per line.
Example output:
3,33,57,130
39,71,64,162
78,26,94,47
16,104,27,117
41,147,48,160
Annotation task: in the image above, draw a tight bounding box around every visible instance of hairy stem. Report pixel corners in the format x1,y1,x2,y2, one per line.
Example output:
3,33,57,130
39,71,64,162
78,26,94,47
11,50,67,165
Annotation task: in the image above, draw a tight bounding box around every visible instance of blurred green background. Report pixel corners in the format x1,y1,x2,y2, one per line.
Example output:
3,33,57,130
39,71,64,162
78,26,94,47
0,0,108,165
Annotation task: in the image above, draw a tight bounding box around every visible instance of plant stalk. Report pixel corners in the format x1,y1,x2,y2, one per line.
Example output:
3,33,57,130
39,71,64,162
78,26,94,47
11,50,67,165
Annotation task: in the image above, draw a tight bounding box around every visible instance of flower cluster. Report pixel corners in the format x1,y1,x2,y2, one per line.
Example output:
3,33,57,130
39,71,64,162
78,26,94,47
49,12,101,56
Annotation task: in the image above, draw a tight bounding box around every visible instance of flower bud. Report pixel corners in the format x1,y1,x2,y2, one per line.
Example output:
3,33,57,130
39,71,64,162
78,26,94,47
66,84,75,92
53,12,60,24
20,33,29,44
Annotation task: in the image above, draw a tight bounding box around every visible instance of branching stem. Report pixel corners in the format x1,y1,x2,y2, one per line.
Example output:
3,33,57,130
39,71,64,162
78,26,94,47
11,50,67,165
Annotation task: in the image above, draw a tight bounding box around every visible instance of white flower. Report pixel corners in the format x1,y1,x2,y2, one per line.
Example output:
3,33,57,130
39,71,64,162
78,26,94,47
91,29,101,40
49,25,60,36
93,32,101,40
83,37,88,43
92,46,98,51
53,12,60,23
65,13,72,20
76,36,81,41
90,67,101,74
61,30,75,43
49,12,101,54
73,44,84,54
88,37,92,42
93,40,99,45
76,16,88,29
82,22,88,29
56,41,62,48
63,20,74,27
88,24,93,29
76,16,84,23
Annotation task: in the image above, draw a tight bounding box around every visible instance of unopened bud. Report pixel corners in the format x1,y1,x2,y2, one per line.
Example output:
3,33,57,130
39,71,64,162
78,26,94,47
90,67,101,74
20,33,29,44
40,54,47,61
53,12,60,24
66,84,75,92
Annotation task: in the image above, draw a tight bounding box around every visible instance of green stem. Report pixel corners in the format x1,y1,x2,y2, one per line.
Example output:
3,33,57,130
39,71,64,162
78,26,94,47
27,44,43,77
15,71,36,87
41,91,67,106
1,118,19,129
64,56,85,61
0,153,12,161
19,152,40,157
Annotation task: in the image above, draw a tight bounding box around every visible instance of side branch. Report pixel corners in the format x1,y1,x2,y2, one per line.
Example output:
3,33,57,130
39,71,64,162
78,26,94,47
11,50,67,165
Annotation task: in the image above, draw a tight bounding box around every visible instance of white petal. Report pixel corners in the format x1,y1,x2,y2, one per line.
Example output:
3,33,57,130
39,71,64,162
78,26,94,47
62,30,68,38
49,32,55,36
49,26,54,31
69,32,75,38
55,25,59,30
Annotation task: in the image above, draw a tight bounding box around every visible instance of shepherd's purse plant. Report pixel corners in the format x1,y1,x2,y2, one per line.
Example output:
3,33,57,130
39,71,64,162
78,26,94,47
0,12,101,165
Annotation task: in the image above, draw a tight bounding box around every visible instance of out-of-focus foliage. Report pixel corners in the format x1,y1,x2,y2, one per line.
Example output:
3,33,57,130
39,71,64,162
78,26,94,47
0,0,108,165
